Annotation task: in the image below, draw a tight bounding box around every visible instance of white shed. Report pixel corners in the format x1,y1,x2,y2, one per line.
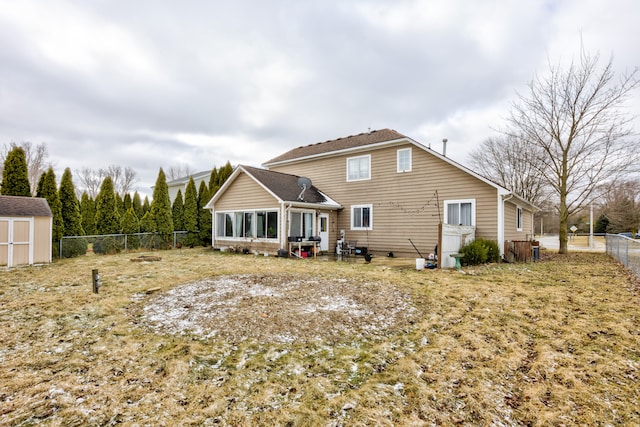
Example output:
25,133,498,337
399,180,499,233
0,195,53,267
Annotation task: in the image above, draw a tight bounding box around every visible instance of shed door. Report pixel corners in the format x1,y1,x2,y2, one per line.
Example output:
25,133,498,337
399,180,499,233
0,220,8,266
0,218,33,267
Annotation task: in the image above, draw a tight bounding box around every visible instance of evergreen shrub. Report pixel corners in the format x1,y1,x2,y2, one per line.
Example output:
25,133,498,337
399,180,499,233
460,238,501,266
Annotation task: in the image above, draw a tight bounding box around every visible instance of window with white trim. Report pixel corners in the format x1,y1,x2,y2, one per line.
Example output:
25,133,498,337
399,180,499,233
516,206,523,231
397,148,412,172
347,155,371,181
444,199,475,226
351,204,372,230
215,210,278,239
289,211,315,239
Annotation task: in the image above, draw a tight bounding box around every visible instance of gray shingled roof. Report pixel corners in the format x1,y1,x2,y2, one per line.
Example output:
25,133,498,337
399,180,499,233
263,128,408,165
241,165,339,205
0,195,52,217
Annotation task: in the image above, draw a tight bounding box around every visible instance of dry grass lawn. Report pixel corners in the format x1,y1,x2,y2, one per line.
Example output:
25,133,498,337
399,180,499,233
1,249,639,426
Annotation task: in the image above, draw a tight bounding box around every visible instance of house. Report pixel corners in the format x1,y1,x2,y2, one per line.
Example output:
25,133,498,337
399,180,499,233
166,170,212,204
206,129,537,263
0,195,53,267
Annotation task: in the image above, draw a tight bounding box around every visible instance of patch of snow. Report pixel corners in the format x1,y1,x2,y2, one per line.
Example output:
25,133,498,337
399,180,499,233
140,274,420,344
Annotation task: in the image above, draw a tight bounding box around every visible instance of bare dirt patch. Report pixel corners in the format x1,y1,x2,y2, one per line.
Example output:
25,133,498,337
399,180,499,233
141,274,419,343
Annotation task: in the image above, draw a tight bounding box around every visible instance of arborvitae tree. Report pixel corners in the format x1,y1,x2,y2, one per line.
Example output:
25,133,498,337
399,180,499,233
1,146,31,196
139,211,156,232
172,189,184,231
59,168,84,236
40,168,64,257
115,192,124,217
95,176,121,235
142,196,150,216
183,177,199,247
58,168,87,257
208,167,219,195
150,168,173,247
214,161,233,192
93,176,121,254
133,191,143,219
198,181,212,246
123,193,132,212
80,192,97,236
120,207,140,249
35,172,46,197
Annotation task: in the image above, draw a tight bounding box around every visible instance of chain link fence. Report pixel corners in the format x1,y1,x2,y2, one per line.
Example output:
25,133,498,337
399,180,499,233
606,233,640,278
60,231,189,258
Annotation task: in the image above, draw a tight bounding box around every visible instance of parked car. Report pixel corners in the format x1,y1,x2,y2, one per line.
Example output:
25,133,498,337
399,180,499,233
618,232,640,239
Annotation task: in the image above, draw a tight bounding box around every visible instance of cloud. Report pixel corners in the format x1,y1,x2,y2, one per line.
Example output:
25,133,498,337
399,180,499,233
0,0,637,198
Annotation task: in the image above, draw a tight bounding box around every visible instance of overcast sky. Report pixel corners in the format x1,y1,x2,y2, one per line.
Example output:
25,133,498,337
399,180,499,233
0,0,638,197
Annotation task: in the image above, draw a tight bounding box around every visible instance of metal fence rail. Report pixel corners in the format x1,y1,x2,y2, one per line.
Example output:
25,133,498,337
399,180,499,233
606,234,640,278
60,231,189,258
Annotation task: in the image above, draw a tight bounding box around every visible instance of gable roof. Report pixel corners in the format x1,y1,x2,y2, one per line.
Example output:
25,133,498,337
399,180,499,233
165,170,212,187
263,128,409,166
0,195,52,217
262,128,539,212
205,165,341,209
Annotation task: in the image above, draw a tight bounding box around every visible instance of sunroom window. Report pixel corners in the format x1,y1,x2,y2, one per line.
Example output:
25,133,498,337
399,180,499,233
215,210,278,239
290,211,314,239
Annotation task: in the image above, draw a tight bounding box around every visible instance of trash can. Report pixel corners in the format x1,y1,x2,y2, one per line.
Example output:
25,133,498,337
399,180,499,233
532,246,539,262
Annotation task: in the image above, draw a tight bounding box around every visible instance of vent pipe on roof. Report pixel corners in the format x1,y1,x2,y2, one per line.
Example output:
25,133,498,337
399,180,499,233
442,138,448,157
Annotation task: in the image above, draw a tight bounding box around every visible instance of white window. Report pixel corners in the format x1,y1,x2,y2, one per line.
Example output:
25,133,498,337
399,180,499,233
516,206,523,231
351,204,372,230
215,210,278,239
347,155,371,181
397,148,412,172
444,199,475,226
289,211,315,239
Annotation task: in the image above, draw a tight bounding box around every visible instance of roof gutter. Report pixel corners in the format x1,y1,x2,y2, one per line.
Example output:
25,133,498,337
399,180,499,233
263,137,416,168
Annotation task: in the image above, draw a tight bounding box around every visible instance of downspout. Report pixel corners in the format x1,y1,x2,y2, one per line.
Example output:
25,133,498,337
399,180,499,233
281,202,292,251
214,207,216,248
499,193,515,257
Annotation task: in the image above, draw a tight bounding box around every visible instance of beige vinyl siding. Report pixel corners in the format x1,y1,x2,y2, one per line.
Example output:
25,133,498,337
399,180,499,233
271,143,501,257
214,173,278,210
33,216,52,264
213,173,280,252
503,201,534,241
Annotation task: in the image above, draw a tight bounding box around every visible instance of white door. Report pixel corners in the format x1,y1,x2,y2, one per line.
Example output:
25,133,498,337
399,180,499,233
0,218,33,267
318,214,329,251
0,219,9,266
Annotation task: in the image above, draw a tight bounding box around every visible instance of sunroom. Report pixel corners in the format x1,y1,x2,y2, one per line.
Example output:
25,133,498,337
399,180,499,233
206,165,341,256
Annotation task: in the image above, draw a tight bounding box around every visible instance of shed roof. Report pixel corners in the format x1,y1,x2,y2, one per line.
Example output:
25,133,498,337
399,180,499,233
0,195,52,217
263,128,408,165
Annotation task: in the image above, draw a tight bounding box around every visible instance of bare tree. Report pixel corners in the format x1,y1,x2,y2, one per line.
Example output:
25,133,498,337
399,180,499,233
468,134,552,208
75,165,139,197
75,167,102,198
166,164,195,181
506,49,639,253
594,179,640,233
0,142,53,195
103,165,138,195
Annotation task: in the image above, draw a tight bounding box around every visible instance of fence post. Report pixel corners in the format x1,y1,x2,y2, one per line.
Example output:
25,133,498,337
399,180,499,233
92,269,101,293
